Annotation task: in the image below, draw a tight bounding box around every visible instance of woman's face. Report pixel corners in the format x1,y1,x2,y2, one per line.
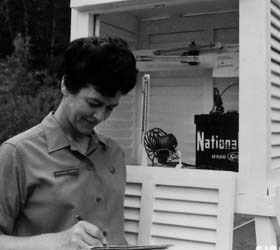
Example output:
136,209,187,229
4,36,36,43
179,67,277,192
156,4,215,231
63,85,121,137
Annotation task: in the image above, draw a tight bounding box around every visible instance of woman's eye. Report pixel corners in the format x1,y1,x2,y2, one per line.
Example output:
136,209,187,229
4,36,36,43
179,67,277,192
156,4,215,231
106,106,115,112
87,101,99,108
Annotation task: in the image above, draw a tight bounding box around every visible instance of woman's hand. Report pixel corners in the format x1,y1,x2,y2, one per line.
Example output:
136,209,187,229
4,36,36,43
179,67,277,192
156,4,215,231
0,221,107,250
56,221,107,250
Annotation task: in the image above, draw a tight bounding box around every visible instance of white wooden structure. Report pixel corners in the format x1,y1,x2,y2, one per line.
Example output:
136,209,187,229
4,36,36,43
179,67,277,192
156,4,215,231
70,0,280,248
125,165,235,250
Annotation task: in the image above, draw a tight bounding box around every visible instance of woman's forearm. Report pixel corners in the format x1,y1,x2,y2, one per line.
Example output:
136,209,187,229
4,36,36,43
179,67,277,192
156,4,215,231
0,221,106,250
0,233,62,250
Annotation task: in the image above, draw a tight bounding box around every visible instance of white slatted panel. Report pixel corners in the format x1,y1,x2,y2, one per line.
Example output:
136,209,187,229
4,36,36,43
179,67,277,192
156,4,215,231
150,185,218,249
125,166,235,250
148,70,212,165
153,199,218,215
154,185,219,203
152,211,217,229
271,0,280,169
124,182,142,244
96,89,137,164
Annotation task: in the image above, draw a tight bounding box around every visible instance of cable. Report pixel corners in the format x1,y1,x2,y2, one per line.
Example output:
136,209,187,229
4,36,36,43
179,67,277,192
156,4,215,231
233,218,255,231
209,82,238,114
220,82,238,96
209,87,224,114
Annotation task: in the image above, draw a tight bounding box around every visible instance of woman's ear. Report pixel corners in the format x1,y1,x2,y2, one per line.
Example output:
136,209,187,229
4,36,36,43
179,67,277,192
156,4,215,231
61,76,69,97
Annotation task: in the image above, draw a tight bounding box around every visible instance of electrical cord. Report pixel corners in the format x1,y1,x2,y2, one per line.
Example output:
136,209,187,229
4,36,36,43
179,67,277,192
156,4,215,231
233,218,255,231
209,82,238,114
220,82,238,96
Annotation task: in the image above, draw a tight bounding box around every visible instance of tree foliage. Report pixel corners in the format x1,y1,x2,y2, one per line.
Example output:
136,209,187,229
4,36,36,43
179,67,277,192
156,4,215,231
0,0,70,66
0,0,70,143
0,35,61,144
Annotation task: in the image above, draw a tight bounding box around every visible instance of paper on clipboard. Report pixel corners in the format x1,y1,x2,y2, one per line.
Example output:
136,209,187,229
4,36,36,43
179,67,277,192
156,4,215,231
90,244,172,250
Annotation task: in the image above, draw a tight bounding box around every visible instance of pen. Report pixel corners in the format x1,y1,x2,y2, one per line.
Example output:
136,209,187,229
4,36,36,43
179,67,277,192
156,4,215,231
75,214,107,247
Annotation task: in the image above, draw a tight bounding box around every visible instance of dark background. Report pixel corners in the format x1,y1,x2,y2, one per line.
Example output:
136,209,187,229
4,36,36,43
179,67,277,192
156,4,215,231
0,0,71,143
0,0,70,65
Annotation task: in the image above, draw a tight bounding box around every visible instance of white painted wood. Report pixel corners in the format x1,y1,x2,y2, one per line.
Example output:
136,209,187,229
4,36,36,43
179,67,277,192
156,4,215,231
271,133,280,145
255,217,277,248
137,181,155,244
124,196,141,208
239,0,271,195
135,73,147,165
153,199,218,215
70,0,206,13
70,9,94,41
271,36,280,53
125,166,280,248
93,14,100,36
124,208,140,221
125,166,235,250
154,185,219,203
96,89,138,164
152,211,217,229
235,194,277,217
125,182,142,195
272,73,280,86
124,181,142,244
125,221,138,233
125,233,138,245
216,171,235,250
151,224,216,242
271,63,280,78
270,0,280,175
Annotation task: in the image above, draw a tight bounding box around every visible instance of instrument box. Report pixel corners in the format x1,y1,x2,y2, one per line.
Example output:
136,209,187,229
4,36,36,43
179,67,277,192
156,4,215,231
194,112,238,172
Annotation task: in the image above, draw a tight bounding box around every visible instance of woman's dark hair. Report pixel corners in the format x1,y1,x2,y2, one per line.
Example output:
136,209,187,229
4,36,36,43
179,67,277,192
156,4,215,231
62,36,138,96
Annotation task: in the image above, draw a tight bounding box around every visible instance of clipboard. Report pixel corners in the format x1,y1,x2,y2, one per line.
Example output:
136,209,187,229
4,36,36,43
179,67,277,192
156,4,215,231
90,244,172,250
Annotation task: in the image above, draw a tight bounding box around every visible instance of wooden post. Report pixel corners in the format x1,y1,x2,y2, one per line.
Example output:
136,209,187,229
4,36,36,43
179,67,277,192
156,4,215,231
70,9,94,41
239,0,271,195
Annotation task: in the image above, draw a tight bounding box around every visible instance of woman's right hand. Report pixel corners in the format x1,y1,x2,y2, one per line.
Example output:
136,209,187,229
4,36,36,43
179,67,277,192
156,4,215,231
55,220,107,250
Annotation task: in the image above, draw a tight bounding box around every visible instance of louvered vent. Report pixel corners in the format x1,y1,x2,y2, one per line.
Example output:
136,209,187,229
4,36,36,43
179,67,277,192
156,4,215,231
124,182,142,244
271,0,280,169
149,185,219,250
96,88,137,164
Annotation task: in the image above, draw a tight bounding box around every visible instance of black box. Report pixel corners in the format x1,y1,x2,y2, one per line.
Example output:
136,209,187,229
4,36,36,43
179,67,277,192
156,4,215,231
194,112,238,172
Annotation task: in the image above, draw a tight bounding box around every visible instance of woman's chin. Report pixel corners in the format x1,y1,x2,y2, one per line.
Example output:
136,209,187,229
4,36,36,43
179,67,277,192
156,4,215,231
75,124,93,136
78,119,96,135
